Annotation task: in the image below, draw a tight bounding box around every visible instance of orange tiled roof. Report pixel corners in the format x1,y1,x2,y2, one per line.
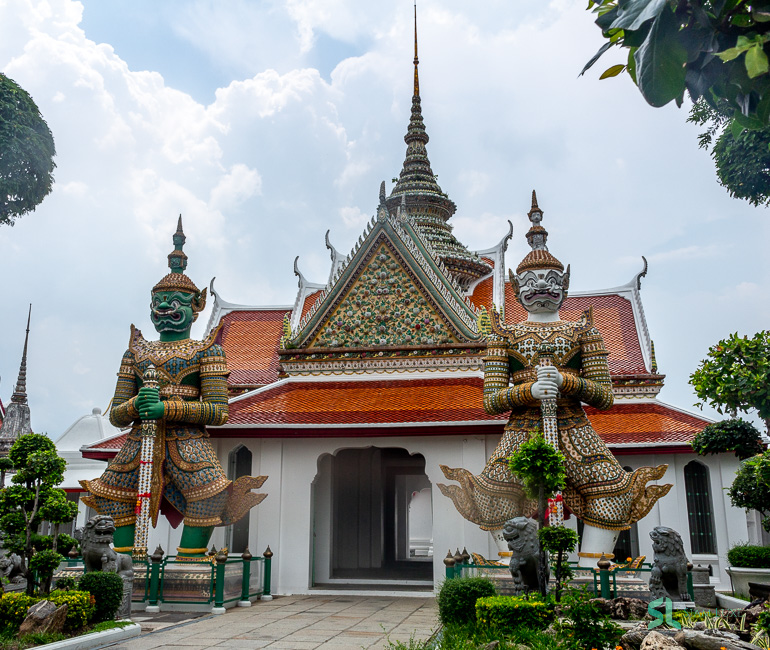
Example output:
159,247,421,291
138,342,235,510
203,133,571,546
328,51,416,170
585,402,709,445
229,377,502,426
470,276,493,312
82,395,706,459
220,310,288,386
300,290,323,321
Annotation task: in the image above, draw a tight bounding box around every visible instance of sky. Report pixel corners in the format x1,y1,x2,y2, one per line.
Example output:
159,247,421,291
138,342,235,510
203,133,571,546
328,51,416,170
0,0,767,438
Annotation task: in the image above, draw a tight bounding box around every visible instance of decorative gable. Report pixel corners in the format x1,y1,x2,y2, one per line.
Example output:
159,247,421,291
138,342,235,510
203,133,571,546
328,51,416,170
307,239,461,349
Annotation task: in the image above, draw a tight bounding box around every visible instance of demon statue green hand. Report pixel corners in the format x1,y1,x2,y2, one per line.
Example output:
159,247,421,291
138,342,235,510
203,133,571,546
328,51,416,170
81,217,267,560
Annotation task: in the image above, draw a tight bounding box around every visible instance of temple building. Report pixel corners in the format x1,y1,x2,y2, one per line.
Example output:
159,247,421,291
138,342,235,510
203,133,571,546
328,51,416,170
0,307,33,457
80,25,757,595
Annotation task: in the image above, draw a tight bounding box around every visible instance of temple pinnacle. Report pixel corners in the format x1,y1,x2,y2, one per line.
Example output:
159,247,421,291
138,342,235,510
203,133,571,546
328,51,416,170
528,190,543,224
413,2,420,98
11,305,31,404
168,214,188,274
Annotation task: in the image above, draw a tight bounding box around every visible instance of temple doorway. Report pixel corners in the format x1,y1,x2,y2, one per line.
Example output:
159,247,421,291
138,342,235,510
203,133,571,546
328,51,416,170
312,447,433,587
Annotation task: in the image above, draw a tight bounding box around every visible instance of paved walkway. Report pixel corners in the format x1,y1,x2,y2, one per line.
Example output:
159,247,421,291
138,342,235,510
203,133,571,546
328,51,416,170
106,595,438,649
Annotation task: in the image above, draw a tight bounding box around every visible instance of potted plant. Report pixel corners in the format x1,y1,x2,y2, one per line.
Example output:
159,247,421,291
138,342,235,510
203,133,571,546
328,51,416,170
725,543,770,598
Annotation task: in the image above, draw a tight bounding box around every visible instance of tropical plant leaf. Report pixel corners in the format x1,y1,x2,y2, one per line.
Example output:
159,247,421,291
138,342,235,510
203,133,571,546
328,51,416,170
611,0,668,31
600,64,626,78
634,6,688,107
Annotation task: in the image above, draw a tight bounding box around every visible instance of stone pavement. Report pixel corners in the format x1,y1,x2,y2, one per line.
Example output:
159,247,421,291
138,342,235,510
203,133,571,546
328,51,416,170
104,595,438,649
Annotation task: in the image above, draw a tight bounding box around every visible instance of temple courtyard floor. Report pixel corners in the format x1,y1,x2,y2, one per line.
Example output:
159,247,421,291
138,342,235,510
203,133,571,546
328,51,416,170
105,595,438,649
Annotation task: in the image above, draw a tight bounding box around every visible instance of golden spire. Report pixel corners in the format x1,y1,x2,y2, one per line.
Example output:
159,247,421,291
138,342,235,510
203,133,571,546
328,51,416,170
413,1,419,98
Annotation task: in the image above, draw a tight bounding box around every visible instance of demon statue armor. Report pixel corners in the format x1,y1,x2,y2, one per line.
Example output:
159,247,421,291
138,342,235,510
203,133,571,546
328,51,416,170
649,526,691,602
80,218,267,560
438,192,672,566
503,517,542,595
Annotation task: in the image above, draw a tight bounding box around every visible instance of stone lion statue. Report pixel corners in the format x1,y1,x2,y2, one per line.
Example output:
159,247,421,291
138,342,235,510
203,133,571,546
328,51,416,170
75,515,134,618
649,526,690,602
503,516,544,595
0,553,25,586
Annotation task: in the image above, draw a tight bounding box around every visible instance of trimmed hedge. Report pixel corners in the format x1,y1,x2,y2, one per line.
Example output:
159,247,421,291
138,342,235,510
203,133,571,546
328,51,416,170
475,595,554,633
79,572,124,622
727,543,770,568
437,577,497,625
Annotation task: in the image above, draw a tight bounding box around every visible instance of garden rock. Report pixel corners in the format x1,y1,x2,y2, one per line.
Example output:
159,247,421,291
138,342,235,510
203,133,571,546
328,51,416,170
741,599,769,627
673,628,761,650
592,597,650,620
18,600,68,635
621,622,679,650
640,630,683,650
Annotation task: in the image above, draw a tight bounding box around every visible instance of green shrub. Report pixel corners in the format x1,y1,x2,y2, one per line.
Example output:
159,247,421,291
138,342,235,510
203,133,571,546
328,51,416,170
0,592,38,633
476,595,554,634
555,590,622,650
437,576,497,625
727,543,770,568
54,576,77,591
756,606,770,635
78,572,124,622
48,589,95,630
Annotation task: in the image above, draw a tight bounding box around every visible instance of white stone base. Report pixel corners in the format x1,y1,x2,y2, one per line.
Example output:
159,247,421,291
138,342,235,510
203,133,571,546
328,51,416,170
144,605,160,613
237,600,252,607
212,606,226,615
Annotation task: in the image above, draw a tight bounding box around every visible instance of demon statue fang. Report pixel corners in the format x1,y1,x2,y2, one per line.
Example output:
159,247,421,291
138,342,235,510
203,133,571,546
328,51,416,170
80,217,267,560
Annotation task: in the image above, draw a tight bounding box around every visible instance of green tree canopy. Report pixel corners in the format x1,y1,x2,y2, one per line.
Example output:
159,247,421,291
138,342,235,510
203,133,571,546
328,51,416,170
691,417,765,459
727,450,770,531
0,433,72,595
0,72,56,226
583,1,770,206
690,331,770,432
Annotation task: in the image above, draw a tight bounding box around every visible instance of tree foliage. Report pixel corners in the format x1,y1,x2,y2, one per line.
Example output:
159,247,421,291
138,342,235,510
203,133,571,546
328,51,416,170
0,433,73,595
0,72,56,226
690,331,770,432
584,0,770,124
688,97,770,205
584,1,770,206
727,450,770,531
691,417,765,459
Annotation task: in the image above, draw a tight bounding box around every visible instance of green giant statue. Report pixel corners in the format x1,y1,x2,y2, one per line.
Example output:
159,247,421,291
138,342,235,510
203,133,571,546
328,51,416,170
81,218,266,560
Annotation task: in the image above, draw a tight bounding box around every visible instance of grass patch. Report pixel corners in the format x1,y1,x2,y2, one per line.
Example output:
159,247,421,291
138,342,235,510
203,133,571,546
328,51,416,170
384,623,561,650
0,619,135,649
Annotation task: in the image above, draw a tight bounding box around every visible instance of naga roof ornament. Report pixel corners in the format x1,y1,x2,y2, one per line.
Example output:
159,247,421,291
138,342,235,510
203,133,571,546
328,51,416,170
152,216,207,313
516,190,566,274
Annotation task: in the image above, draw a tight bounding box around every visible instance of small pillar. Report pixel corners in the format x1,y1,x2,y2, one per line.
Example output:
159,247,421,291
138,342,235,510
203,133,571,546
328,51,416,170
597,554,612,599
238,548,253,607
212,548,228,615
145,545,164,614
261,546,273,601
444,550,456,580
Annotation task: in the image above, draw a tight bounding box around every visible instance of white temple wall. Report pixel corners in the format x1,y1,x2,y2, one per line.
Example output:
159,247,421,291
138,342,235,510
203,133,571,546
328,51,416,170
619,451,748,591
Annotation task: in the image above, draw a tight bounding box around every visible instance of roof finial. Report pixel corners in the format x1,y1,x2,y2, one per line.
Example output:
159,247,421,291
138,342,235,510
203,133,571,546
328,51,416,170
528,190,542,225
413,1,420,98
11,305,31,405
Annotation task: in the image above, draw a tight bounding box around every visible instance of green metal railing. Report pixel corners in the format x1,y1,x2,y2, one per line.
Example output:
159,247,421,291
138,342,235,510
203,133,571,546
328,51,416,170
444,550,695,601
56,545,272,610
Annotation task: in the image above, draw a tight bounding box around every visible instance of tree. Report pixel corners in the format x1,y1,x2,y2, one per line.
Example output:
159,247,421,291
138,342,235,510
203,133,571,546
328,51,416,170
690,331,770,432
509,433,567,597
583,1,770,206
0,72,56,226
727,450,770,531
688,98,770,206
691,417,765,459
538,525,579,602
0,433,72,595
